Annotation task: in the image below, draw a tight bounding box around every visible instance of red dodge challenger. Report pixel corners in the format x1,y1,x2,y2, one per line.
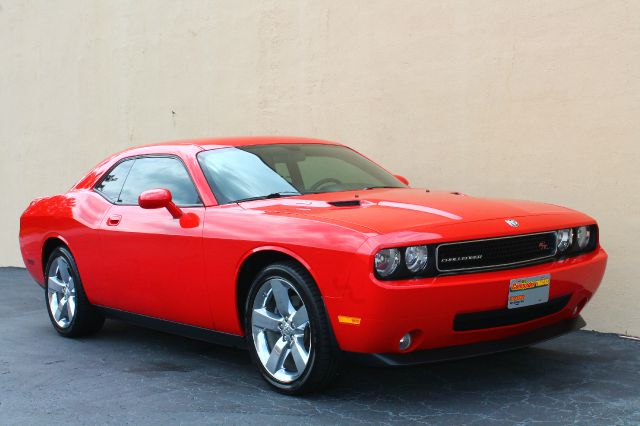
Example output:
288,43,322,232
19,137,607,394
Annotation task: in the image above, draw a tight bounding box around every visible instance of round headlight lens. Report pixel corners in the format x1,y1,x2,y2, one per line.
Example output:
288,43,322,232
405,245,429,273
576,226,591,249
375,248,401,277
556,228,573,252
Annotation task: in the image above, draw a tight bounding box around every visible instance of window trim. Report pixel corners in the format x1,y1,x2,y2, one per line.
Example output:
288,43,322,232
92,154,204,207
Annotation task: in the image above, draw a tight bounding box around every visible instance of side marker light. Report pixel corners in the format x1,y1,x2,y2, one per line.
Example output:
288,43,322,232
338,315,361,325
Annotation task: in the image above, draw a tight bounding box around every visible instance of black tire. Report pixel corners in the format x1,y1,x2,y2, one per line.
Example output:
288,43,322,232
244,261,340,395
44,247,104,337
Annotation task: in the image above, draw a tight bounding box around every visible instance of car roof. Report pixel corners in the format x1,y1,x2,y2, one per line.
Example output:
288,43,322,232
131,136,343,151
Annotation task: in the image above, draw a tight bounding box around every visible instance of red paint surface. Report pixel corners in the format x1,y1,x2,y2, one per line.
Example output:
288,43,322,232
19,137,607,354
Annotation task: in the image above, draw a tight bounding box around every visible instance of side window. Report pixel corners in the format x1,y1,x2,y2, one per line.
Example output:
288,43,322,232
118,157,201,206
94,159,134,202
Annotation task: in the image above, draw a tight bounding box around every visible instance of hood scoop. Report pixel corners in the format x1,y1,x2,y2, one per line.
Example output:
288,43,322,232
328,200,361,207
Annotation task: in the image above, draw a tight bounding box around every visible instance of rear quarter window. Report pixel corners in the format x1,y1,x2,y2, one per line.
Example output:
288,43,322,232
94,159,135,202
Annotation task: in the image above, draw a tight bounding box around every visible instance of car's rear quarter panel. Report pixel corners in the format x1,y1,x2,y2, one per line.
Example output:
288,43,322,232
19,191,112,292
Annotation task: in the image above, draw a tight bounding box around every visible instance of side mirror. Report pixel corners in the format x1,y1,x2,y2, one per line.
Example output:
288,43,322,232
138,188,183,219
394,174,410,186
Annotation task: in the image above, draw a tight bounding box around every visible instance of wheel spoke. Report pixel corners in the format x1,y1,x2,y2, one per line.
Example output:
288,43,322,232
252,308,282,331
47,276,65,293
56,258,70,282
269,279,292,317
54,298,66,321
48,292,57,311
290,336,309,372
265,337,289,374
291,306,308,329
67,296,76,320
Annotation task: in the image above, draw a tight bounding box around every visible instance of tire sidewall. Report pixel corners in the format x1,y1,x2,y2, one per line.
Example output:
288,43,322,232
244,263,324,394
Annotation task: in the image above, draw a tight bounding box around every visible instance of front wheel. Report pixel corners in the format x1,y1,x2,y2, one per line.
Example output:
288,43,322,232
245,261,340,395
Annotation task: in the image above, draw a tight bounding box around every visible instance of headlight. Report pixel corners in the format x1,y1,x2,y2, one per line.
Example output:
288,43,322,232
374,248,401,277
556,228,573,252
576,226,591,249
405,245,429,273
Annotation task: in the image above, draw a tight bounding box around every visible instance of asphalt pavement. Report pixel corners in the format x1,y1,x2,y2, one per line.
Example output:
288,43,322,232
1,267,638,425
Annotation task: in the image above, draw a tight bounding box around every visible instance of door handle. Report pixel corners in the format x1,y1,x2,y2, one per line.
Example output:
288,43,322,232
106,214,122,226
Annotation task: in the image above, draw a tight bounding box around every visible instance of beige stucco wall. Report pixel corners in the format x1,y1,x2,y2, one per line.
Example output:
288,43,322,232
1,1,638,335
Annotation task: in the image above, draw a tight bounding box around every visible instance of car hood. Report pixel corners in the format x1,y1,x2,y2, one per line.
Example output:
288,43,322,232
237,188,577,235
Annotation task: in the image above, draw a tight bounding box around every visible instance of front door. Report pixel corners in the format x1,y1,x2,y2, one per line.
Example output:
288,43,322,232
96,155,210,328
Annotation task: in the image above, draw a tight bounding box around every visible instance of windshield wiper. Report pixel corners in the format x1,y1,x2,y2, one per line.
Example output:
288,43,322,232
360,185,397,190
303,186,398,195
234,191,301,203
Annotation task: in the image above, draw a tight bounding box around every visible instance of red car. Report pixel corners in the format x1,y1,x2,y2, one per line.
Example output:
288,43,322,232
19,137,607,394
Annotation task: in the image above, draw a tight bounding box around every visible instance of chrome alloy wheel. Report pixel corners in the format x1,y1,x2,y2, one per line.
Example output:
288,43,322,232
47,256,76,329
251,277,311,383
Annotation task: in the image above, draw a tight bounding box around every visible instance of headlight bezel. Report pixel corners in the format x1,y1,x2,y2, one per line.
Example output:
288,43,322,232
557,224,598,258
373,245,436,280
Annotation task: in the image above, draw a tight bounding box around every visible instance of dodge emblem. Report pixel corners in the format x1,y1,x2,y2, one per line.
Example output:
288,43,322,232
505,219,519,227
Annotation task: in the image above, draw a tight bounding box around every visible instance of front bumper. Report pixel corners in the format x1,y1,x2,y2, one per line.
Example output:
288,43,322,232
325,247,607,354
349,315,586,366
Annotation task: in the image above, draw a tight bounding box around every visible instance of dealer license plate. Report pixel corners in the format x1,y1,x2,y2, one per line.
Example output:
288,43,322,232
508,274,550,309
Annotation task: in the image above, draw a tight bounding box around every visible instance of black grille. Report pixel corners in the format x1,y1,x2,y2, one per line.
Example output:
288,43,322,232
453,294,571,331
436,232,557,273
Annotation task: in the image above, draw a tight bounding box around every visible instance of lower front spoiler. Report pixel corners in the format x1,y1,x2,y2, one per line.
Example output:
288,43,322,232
348,315,586,367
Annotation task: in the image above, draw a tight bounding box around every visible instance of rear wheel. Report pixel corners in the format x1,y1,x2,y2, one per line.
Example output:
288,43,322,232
245,261,340,395
45,247,104,337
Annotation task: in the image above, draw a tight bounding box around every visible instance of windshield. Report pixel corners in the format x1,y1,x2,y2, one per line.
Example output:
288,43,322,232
197,144,405,204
